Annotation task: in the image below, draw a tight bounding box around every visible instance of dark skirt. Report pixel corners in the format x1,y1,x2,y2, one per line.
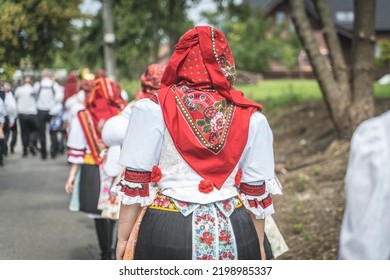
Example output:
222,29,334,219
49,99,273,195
134,206,273,260
79,164,101,215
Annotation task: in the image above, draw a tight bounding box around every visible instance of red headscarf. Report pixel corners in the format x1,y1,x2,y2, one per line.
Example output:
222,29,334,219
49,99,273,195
136,64,166,100
156,26,262,189
87,77,127,135
64,73,79,103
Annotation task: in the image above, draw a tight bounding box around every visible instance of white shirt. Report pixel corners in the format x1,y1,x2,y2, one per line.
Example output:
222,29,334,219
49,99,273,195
33,78,64,112
4,92,17,123
0,98,6,124
339,110,390,259
118,98,281,206
14,83,37,115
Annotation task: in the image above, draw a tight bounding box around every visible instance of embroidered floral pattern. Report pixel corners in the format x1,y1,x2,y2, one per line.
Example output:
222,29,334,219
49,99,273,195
173,85,234,154
219,57,236,87
193,201,238,260
193,205,218,260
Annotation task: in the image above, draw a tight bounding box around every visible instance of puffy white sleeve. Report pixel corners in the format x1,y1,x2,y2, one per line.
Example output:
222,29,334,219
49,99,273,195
112,99,165,206
339,115,390,259
237,111,282,219
118,99,165,170
66,117,87,164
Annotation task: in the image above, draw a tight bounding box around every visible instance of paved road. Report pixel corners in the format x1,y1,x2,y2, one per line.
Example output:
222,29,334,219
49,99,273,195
0,145,101,260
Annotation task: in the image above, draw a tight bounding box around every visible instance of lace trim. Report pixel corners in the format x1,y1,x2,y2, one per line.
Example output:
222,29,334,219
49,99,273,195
266,177,283,195
239,193,275,219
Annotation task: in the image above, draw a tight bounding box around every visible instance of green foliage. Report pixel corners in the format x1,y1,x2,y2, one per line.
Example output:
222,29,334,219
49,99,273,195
200,1,301,73
0,0,83,68
375,40,390,70
74,0,195,80
0,63,17,81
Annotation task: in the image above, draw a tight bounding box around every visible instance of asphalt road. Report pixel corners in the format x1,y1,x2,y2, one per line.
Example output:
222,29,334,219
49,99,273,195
0,144,101,260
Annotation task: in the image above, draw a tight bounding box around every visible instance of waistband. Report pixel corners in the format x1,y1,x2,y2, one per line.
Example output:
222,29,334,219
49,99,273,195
148,193,243,212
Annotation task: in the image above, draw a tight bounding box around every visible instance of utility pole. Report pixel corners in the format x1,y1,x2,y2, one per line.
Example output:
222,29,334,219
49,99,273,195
102,0,117,81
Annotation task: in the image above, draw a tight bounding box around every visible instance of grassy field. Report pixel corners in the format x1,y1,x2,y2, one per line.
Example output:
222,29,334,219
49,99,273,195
120,79,390,107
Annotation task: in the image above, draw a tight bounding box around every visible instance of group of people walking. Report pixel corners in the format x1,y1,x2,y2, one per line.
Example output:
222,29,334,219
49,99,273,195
0,69,67,166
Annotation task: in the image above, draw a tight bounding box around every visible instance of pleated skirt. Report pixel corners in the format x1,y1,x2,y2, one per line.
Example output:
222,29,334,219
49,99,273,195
79,164,102,215
134,206,273,260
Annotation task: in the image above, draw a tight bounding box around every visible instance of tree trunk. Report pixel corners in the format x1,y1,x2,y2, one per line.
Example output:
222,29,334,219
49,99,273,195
290,0,376,139
290,0,352,139
349,0,376,129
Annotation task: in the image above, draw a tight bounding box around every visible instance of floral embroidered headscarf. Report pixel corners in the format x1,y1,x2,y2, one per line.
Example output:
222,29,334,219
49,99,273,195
156,26,262,190
136,64,166,100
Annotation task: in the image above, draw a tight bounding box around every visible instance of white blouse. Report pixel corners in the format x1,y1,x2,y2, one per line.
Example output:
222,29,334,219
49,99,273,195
115,98,282,218
339,110,390,259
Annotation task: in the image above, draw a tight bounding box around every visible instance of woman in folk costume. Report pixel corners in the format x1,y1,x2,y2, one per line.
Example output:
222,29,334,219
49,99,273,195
114,26,285,260
101,64,167,220
65,75,127,260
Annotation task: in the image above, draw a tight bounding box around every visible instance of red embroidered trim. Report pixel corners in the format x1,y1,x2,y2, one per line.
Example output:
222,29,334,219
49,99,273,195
247,195,273,209
124,169,151,183
120,183,150,197
239,182,266,196
234,169,242,186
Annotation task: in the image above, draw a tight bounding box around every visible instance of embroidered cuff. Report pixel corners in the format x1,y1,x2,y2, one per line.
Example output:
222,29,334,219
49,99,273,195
110,181,157,207
238,179,280,219
67,147,85,164
111,168,160,207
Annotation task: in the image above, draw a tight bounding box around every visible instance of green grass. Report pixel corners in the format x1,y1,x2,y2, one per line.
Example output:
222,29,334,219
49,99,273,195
119,79,140,101
237,79,390,108
120,78,390,106
236,80,322,108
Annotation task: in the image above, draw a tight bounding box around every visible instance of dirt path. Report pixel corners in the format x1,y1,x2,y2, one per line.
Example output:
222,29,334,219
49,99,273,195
267,98,390,259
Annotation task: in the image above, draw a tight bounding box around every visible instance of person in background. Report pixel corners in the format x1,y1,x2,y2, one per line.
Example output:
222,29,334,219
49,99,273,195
14,76,39,157
33,69,64,160
1,82,17,157
0,97,6,166
64,75,127,260
63,73,79,105
114,26,282,260
339,109,390,259
2,82,17,155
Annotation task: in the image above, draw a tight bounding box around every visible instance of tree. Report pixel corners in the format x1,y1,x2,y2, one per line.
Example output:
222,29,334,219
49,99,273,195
0,0,83,68
290,0,376,139
201,0,301,73
74,0,195,80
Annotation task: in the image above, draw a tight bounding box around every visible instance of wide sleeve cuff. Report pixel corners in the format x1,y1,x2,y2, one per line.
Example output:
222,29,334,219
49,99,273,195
110,168,159,207
238,178,282,219
67,147,85,164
